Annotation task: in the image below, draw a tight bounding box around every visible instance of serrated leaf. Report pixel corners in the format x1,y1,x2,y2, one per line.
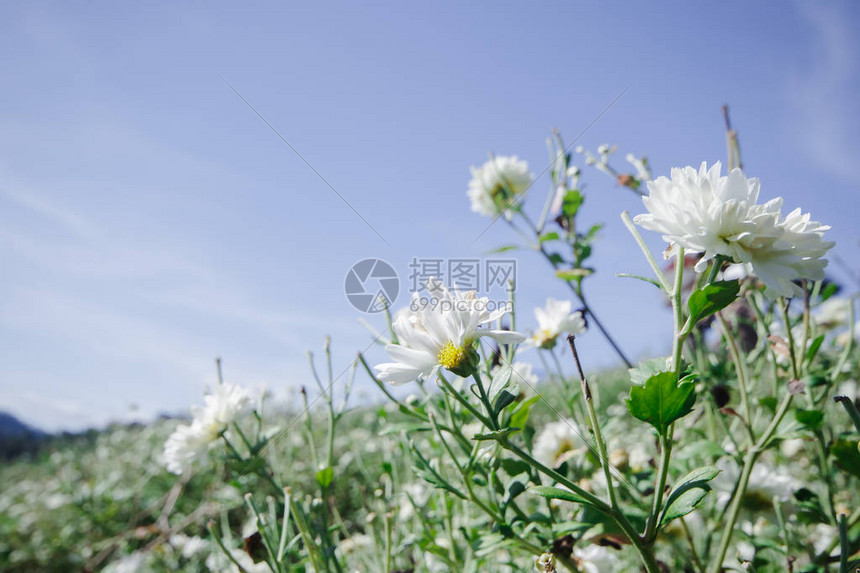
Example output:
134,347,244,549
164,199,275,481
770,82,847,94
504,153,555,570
626,371,697,435
629,358,672,386
528,486,590,505
659,466,719,526
687,280,740,325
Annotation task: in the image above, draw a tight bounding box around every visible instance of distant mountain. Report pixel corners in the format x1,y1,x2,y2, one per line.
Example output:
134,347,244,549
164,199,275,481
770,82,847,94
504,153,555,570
0,412,46,460
0,411,44,437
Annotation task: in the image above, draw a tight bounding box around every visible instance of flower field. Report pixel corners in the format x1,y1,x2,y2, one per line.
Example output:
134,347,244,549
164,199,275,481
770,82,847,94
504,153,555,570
2,126,859,573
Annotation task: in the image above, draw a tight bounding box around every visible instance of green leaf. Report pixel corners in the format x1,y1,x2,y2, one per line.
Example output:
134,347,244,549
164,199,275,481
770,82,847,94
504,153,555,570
528,485,590,505
539,231,560,243
626,371,697,435
487,365,512,403
660,466,720,526
555,268,593,281
629,358,672,386
687,280,740,325
315,466,334,488
473,428,518,441
493,390,518,415
820,282,839,302
226,456,266,475
616,273,663,290
804,334,825,365
795,409,824,429
510,396,538,430
831,437,860,479
561,190,584,217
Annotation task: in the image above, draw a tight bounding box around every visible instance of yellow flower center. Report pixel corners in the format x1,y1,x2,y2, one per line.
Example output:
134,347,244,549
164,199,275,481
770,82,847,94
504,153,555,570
437,341,467,370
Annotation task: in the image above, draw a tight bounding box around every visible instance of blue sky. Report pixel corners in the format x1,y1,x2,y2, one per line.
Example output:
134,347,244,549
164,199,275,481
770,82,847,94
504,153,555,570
1,1,858,431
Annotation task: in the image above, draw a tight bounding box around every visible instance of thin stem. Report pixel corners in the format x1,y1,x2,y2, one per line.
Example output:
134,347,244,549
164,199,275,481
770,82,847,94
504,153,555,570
839,513,849,573
568,335,618,510
437,372,493,429
499,440,661,573
645,247,687,541
779,299,801,381
717,313,754,443
680,517,706,573
523,210,633,367
472,371,499,430
709,392,795,572
384,512,393,573
620,211,671,293
645,432,671,542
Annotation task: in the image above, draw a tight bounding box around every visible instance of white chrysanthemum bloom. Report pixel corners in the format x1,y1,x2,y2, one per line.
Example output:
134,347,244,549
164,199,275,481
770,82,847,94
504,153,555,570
533,419,587,469
527,298,586,349
635,162,833,298
715,458,799,507
375,281,525,384
163,383,252,474
573,544,620,573
467,155,532,219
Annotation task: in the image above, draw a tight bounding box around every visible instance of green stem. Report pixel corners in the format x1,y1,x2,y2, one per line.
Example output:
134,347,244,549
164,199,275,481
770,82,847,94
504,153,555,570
716,313,754,443
499,440,660,573
779,299,801,381
437,372,494,429
709,392,794,572
839,513,849,573
472,371,499,430
567,335,618,510
620,211,672,293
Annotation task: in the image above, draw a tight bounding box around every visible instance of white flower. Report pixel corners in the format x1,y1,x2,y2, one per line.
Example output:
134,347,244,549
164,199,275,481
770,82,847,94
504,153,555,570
169,534,210,558
467,156,532,219
573,544,620,573
527,298,586,349
814,297,852,330
163,383,252,474
715,458,799,507
338,533,375,556
374,281,525,384
533,419,587,469
635,162,833,298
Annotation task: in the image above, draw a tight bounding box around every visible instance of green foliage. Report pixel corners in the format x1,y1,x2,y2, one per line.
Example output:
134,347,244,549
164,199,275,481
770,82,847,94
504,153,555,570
627,371,697,435
687,280,740,325
659,466,719,526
